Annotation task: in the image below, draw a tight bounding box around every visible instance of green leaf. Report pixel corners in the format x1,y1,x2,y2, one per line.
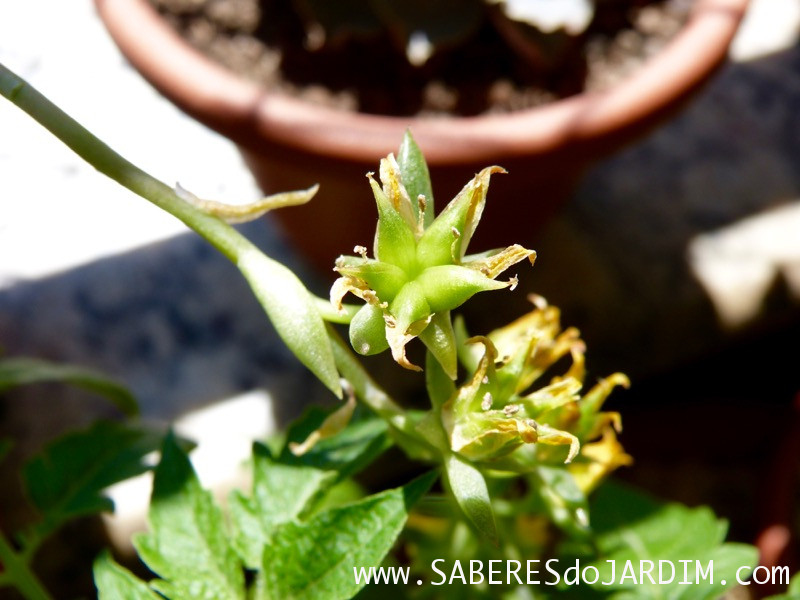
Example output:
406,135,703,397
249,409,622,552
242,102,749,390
134,432,245,600
238,249,341,398
230,445,334,569
93,551,160,600
257,471,436,600
280,407,392,471
23,421,164,540
444,453,498,545
561,482,759,599
0,357,138,415
231,412,391,568
0,64,339,398
397,130,434,226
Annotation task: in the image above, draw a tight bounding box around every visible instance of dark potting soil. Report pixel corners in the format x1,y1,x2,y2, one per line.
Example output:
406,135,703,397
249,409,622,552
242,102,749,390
150,0,692,117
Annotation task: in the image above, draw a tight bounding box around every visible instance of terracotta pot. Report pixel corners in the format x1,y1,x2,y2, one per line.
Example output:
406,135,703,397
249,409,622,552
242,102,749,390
95,0,750,271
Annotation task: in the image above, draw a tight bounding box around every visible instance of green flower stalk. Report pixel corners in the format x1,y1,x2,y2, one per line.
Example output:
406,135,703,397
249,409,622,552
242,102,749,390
331,132,535,377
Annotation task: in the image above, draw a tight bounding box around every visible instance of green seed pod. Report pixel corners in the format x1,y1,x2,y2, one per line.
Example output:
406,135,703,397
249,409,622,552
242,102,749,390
415,265,508,313
349,303,389,356
331,137,533,374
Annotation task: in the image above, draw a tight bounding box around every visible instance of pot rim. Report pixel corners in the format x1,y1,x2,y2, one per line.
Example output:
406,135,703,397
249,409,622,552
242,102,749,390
94,0,750,165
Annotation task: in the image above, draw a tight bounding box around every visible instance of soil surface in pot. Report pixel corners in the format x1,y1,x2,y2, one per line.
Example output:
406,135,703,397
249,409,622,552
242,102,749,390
150,0,692,116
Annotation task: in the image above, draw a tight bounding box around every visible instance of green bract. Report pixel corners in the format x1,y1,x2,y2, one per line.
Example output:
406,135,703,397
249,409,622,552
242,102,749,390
331,132,535,377
445,298,631,479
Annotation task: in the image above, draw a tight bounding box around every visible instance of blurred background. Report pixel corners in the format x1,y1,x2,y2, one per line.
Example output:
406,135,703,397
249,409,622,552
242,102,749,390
1,0,799,596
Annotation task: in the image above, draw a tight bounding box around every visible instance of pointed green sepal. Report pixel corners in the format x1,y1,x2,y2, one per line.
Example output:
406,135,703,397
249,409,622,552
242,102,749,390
370,173,417,271
389,281,431,332
444,453,498,545
334,257,407,303
94,552,161,600
416,166,504,265
397,130,434,227
419,311,458,380
417,264,508,313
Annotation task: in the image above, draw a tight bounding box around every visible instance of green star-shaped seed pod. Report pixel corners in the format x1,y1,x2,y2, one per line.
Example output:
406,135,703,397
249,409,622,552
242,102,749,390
331,132,535,377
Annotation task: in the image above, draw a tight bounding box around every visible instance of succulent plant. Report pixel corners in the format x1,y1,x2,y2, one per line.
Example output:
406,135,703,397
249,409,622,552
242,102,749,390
292,0,595,68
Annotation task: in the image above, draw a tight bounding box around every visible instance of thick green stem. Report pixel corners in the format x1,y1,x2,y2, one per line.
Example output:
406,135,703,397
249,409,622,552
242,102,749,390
0,62,359,396
0,530,52,600
315,298,358,324
327,327,439,459
0,62,359,318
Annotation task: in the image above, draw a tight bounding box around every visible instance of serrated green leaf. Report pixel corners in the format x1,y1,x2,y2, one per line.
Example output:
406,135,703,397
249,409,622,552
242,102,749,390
93,551,160,600
257,471,436,600
232,414,391,568
23,421,163,540
134,432,244,600
397,130,434,226
0,357,137,415
444,453,498,545
561,482,759,599
238,249,341,398
229,447,334,569
280,407,391,471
